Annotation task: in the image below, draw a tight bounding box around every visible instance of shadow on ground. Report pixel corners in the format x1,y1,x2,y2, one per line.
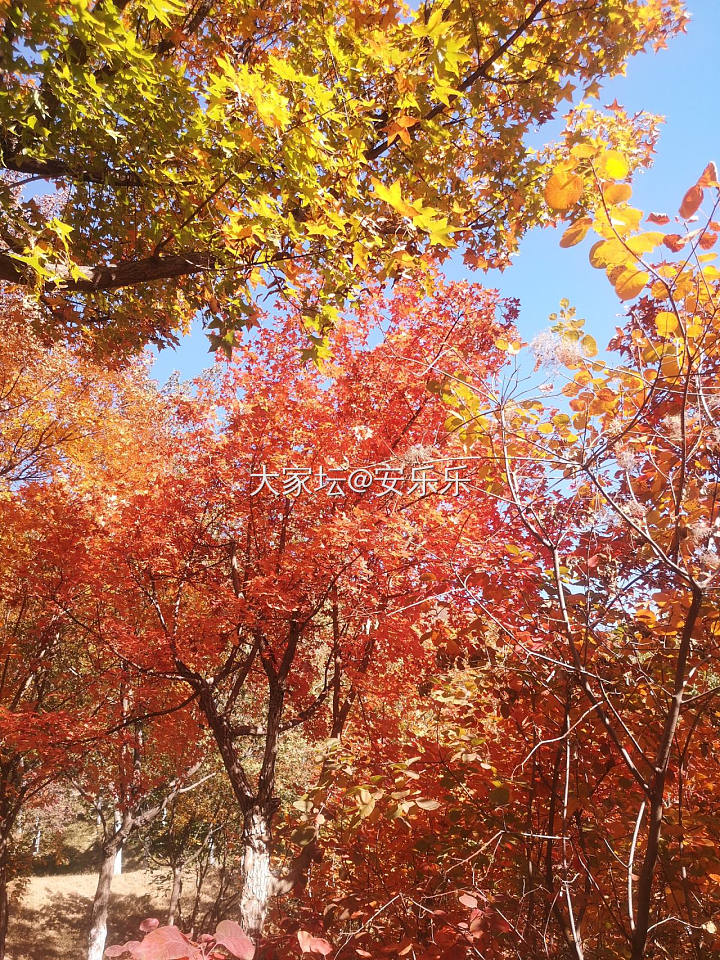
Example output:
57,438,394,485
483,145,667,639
7,878,162,960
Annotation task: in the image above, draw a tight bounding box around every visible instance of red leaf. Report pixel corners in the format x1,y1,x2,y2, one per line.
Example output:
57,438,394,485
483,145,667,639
647,212,670,225
458,893,478,909
106,944,142,958
663,234,685,252
135,927,200,960
698,161,718,188
140,920,161,934
297,931,333,955
214,921,255,960
679,183,703,219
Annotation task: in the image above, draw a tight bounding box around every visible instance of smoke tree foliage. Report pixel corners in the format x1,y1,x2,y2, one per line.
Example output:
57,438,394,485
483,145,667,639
358,158,720,959
7,4,720,960
0,294,186,960
93,147,720,960
22,278,516,946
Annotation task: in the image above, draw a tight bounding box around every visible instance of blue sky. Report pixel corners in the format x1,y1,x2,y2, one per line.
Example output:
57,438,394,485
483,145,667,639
150,0,720,382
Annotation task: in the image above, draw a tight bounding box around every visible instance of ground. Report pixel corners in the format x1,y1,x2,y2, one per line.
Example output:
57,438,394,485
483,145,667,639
7,868,174,960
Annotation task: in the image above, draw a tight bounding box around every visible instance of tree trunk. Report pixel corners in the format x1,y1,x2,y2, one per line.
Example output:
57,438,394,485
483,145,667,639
32,816,41,856
240,807,272,941
87,841,119,960
167,865,183,926
630,589,702,960
0,847,8,960
113,810,122,876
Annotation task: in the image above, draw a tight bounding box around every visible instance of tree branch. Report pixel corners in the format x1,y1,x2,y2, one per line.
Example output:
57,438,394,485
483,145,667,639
0,249,217,291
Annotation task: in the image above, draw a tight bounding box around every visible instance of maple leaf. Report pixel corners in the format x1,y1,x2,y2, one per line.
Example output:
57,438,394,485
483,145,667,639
0,0,688,355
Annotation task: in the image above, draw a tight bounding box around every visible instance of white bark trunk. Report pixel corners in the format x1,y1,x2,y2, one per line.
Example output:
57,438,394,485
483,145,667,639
87,918,108,960
113,810,122,875
240,807,272,941
167,865,183,926
32,817,41,856
88,845,116,960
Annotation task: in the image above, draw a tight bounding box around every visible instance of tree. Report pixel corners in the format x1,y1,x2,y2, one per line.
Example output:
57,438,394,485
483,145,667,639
0,297,188,959
255,155,720,960
144,784,225,928
69,687,206,960
0,0,685,355
34,275,516,939
407,157,720,958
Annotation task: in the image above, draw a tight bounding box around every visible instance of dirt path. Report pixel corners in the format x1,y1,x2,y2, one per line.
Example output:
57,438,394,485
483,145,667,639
7,870,171,960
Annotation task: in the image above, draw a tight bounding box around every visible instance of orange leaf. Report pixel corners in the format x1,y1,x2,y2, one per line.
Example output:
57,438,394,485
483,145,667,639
698,161,719,188
679,183,703,219
605,183,632,204
560,218,592,248
612,268,648,301
545,169,584,210
663,234,685,252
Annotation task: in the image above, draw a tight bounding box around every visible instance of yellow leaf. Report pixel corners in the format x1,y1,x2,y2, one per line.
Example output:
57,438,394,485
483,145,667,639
612,268,649,301
371,178,417,219
655,311,678,337
589,239,628,269
597,149,629,180
424,217,457,247
560,218,592,248
581,334,598,357
610,206,644,234
352,242,368,269
604,183,632,204
626,232,664,256
538,422,553,435
570,143,597,160
545,169,584,210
